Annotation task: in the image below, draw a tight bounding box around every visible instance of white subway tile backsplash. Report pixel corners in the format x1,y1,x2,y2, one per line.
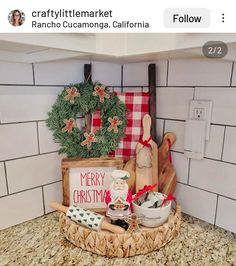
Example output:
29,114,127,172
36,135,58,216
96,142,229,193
172,152,189,184
175,183,217,224
0,188,44,230
38,121,60,154
216,196,236,233
0,123,38,161
123,61,167,87
189,159,236,199
195,87,236,126
43,182,62,214
156,87,194,120
231,62,236,86
156,118,164,145
155,60,168,87
34,60,89,85
205,125,225,160
0,61,33,85
168,60,232,86
6,153,62,194
222,127,236,164
92,62,121,86
0,86,63,123
0,58,234,232
0,163,7,196
164,120,185,152
123,62,148,86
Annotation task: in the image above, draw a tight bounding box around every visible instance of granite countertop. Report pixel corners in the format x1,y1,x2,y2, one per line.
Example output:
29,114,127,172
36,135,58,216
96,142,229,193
0,212,235,266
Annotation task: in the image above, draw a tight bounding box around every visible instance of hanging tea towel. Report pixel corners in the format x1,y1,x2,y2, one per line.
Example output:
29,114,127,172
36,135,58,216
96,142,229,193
92,92,150,161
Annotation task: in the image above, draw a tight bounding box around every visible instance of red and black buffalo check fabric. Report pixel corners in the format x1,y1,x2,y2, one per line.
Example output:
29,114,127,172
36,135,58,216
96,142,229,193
91,91,150,161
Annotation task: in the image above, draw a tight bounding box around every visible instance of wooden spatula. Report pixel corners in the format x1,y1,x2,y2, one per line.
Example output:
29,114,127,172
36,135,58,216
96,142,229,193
135,114,158,192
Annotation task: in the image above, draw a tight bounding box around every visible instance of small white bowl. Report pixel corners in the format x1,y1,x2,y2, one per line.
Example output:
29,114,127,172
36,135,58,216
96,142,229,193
133,193,171,227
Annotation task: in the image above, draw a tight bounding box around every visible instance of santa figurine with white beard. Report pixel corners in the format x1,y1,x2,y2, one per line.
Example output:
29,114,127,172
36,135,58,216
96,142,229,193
105,170,132,226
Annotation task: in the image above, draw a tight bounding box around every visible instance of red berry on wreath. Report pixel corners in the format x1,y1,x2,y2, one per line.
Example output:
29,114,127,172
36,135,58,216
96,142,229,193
62,118,76,133
64,87,80,104
81,132,97,148
108,116,122,133
93,84,110,103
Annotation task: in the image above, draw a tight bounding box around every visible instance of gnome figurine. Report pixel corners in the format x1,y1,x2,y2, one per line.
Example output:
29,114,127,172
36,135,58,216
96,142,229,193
105,170,132,228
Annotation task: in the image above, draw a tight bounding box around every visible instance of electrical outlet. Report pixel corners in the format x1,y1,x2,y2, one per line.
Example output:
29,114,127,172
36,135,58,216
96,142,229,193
189,100,213,140
193,108,205,120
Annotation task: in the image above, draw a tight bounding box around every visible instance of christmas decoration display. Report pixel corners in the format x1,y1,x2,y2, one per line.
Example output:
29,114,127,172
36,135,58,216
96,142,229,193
46,82,127,158
51,65,181,258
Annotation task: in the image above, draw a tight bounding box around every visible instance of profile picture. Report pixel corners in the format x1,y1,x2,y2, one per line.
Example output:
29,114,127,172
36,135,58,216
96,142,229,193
8,9,25,27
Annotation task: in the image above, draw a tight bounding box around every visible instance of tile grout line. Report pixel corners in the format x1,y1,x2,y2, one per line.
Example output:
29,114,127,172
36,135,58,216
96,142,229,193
176,181,236,202
153,146,236,167
0,150,59,164
0,180,62,199
36,121,41,154
3,162,9,195
213,195,219,226
41,186,46,215
0,118,85,126
155,117,236,128
166,60,169,87
1,120,46,126
163,119,166,136
0,84,236,88
32,63,35,85
155,117,186,122
230,61,235,87
221,126,227,160
187,158,191,185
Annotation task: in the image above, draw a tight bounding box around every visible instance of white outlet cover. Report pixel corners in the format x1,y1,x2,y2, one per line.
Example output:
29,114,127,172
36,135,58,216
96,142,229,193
189,100,213,140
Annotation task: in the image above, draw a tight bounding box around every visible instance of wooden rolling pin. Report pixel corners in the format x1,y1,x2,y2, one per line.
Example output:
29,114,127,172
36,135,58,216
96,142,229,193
50,202,125,234
135,114,158,192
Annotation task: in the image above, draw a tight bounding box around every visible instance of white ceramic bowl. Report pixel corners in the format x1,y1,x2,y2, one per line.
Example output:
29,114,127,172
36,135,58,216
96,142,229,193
133,193,171,227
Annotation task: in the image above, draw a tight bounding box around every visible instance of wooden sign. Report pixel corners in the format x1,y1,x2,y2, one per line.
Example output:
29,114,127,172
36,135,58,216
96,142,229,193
62,157,123,211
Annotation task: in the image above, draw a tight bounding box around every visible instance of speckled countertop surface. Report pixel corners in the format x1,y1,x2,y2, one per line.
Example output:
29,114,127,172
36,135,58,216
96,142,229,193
0,212,235,266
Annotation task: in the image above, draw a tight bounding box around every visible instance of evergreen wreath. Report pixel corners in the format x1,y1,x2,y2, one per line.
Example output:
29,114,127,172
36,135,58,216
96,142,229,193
46,82,127,158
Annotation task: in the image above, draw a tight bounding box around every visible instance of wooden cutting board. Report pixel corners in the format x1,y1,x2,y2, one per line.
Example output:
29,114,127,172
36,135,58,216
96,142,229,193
124,158,136,194
135,114,158,192
158,132,177,195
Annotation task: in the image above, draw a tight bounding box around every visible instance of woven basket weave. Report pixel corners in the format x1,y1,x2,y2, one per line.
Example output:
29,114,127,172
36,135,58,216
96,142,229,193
59,204,181,258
